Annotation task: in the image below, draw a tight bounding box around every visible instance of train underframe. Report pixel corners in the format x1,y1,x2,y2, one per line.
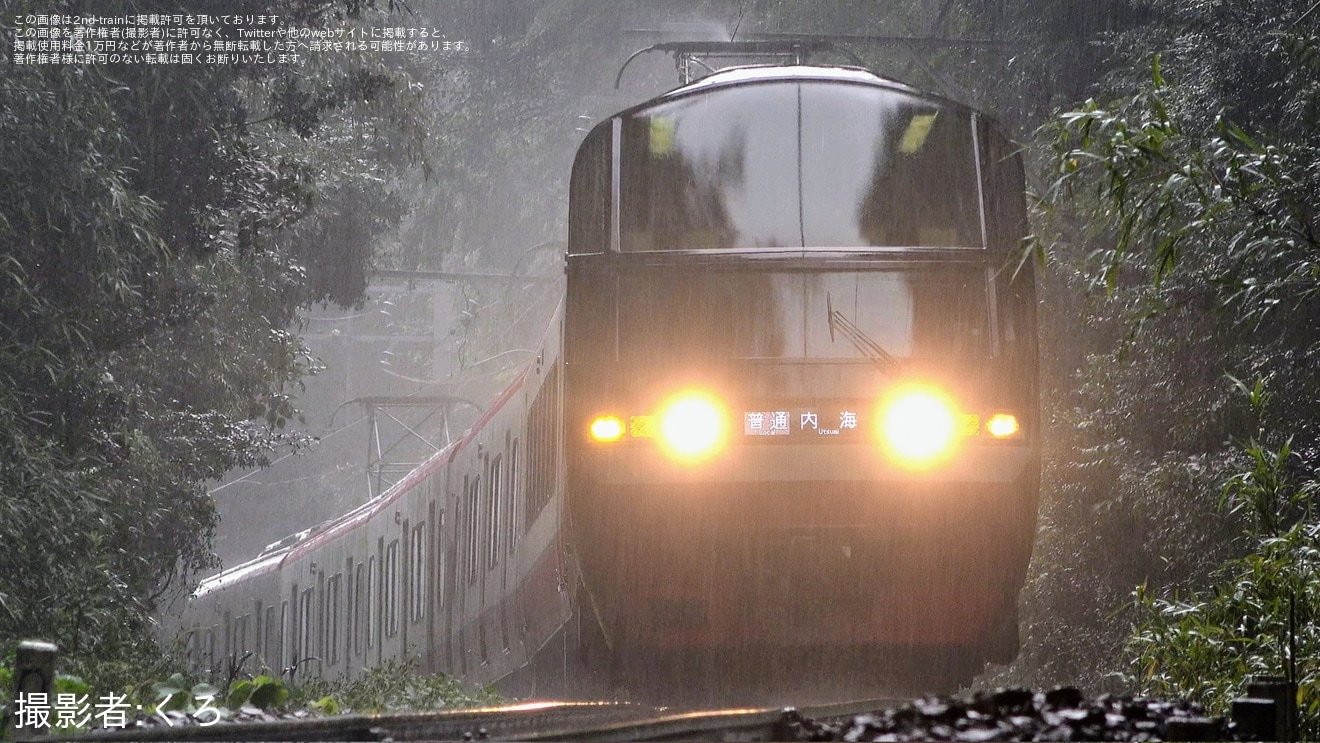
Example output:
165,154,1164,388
565,472,1037,699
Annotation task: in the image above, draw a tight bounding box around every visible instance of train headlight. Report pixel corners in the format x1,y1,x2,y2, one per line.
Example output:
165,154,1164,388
878,385,959,466
588,415,625,443
658,390,728,463
986,413,1020,438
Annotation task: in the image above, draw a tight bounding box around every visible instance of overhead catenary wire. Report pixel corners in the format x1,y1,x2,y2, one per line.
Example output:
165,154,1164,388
207,414,368,495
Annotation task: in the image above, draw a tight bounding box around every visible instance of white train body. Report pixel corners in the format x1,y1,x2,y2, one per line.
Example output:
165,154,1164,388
177,303,571,690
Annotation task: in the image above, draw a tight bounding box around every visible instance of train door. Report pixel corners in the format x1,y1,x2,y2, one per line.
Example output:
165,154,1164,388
486,449,504,665
443,496,457,674
287,584,298,675
501,435,517,657
431,496,451,675
253,600,263,666
427,500,437,672
344,557,355,678
500,433,515,657
458,474,472,676
221,611,232,673
279,599,289,674
374,537,384,668
478,451,491,667
400,518,409,656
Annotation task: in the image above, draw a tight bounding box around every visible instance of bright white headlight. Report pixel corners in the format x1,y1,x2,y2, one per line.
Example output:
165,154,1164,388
658,390,727,463
879,385,959,466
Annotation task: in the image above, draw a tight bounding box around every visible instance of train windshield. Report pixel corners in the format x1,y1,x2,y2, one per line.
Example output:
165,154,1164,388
617,266,990,361
619,82,982,251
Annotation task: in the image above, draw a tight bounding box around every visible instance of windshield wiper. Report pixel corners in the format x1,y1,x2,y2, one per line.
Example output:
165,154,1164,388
827,293,899,373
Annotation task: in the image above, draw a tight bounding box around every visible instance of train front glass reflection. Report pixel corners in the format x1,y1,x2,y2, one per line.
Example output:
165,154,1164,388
617,268,990,363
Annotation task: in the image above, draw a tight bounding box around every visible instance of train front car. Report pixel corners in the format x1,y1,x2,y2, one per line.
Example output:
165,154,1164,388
564,66,1038,696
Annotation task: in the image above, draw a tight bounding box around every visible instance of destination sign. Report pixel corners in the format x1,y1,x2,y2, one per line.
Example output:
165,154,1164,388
743,409,861,437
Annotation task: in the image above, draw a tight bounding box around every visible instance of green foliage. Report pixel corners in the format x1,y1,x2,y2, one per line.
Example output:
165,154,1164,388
1218,376,1319,530
226,675,291,711
1124,378,1320,735
0,0,425,674
53,675,92,698
294,658,502,713
985,0,1320,697
1045,68,1320,317
307,694,342,716
1128,514,1320,736
147,673,223,717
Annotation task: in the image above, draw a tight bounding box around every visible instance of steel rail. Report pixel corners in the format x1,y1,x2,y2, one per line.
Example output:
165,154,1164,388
512,698,902,742
64,697,901,742
67,701,658,742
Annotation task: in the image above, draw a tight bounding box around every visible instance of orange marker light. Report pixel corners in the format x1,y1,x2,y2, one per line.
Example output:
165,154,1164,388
588,415,625,442
986,413,1020,438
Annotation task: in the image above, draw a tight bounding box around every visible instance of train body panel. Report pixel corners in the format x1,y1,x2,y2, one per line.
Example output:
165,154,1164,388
175,60,1039,698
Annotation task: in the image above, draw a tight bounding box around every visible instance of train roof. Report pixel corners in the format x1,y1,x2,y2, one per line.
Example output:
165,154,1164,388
597,64,974,128
192,547,288,597
666,65,920,97
193,431,468,598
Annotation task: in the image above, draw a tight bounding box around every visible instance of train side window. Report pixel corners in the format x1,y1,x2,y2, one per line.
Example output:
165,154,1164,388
459,476,469,590
488,454,502,570
279,601,289,671
222,612,232,666
525,364,559,530
435,510,447,610
344,560,354,660
325,574,341,667
568,121,611,255
184,630,198,674
344,563,353,666
383,540,400,638
525,394,541,532
410,522,426,623
467,474,480,586
367,555,377,649
978,118,1033,358
353,563,366,655
253,602,264,661
288,586,298,670
298,588,315,670
978,118,1028,256
438,543,448,610
507,439,519,555
264,606,277,669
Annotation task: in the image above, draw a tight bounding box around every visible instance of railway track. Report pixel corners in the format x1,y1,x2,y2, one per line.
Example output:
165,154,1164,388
67,698,898,742
513,698,895,742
